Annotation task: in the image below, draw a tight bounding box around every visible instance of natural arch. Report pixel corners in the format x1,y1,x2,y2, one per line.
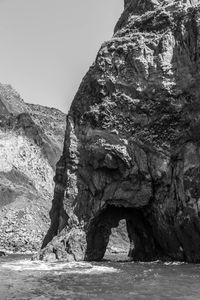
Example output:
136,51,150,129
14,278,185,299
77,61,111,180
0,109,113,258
85,205,160,261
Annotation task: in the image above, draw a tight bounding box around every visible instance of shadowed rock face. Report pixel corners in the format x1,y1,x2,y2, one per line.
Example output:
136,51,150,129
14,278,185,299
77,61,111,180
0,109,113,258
39,0,200,262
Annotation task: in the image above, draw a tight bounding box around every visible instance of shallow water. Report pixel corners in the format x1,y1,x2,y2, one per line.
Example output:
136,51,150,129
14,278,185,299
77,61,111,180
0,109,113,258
1,255,200,300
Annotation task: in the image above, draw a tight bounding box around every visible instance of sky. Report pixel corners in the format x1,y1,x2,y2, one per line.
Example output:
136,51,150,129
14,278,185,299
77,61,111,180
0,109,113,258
0,0,123,112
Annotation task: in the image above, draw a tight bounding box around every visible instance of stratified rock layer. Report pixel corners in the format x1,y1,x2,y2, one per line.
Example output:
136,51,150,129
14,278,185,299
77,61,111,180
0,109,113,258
0,84,66,253
40,0,200,262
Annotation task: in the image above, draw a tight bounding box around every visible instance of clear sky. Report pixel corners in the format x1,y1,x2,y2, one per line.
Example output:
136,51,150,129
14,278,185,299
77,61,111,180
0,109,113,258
0,0,123,112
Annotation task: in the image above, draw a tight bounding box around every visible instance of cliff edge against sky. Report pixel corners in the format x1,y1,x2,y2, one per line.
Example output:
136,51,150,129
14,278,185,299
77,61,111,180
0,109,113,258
0,84,66,253
39,0,200,262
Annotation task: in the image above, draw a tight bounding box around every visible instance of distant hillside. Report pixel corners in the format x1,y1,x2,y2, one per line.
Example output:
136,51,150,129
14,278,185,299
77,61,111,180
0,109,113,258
0,83,66,253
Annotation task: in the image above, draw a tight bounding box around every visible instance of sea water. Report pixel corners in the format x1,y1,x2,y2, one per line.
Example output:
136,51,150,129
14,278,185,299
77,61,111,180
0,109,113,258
1,255,200,300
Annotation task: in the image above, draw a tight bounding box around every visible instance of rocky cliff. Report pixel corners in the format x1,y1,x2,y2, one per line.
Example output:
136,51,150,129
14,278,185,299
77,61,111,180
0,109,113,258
0,83,66,253
39,0,200,263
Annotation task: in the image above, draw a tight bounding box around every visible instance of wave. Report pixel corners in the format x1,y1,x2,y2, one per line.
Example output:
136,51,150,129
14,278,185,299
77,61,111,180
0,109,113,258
163,262,186,266
1,259,119,274
137,260,186,266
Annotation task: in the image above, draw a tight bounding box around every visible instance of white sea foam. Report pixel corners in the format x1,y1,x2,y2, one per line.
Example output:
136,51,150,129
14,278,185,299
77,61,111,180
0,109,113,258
137,261,186,266
1,260,119,274
52,266,119,275
164,261,186,266
138,260,160,265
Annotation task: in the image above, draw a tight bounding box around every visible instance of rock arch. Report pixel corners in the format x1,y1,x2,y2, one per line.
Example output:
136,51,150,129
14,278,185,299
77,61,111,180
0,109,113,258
38,0,200,264
85,205,160,261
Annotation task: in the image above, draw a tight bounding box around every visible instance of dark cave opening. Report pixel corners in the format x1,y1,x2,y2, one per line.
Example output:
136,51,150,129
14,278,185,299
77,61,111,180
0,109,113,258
85,205,159,262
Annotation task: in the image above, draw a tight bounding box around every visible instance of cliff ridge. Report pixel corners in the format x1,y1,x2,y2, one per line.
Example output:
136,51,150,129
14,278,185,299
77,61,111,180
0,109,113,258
0,83,66,253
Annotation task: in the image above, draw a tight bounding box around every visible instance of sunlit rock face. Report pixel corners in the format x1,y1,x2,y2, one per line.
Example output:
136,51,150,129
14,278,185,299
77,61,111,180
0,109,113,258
0,84,66,253
40,0,200,262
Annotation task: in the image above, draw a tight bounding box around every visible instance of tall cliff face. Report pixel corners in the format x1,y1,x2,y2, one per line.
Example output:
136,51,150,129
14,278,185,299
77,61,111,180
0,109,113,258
0,84,66,253
40,0,200,262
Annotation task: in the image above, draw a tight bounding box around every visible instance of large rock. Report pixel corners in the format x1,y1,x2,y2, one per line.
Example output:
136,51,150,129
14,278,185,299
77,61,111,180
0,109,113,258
0,84,66,253
39,0,200,262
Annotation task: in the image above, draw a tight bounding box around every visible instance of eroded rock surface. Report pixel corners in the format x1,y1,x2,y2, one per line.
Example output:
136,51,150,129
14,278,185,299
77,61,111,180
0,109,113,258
0,84,66,253
40,0,200,262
